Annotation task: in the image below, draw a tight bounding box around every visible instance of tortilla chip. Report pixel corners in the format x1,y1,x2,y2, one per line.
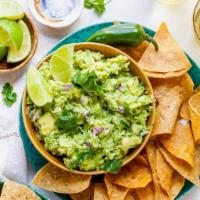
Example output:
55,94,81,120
136,183,155,200
156,149,174,195
161,119,195,167
104,176,128,200
151,74,193,137
70,184,93,200
138,23,191,76
32,163,91,194
1,180,40,200
134,154,149,166
189,92,200,143
170,172,185,200
107,157,152,189
144,68,189,79
124,192,137,200
159,147,200,186
119,41,148,62
180,101,190,120
195,144,200,175
146,142,161,200
93,183,109,200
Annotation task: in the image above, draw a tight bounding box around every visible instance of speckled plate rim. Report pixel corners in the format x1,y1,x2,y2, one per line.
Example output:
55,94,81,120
19,21,200,200
0,180,50,200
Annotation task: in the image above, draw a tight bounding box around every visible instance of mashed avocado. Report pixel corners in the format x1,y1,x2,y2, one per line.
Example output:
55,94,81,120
27,49,153,173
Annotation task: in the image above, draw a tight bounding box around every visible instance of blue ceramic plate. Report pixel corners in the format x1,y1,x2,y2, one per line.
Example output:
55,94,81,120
0,180,49,199
19,22,200,200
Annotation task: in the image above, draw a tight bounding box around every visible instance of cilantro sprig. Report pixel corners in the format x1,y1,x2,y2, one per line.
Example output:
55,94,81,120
1,83,17,107
84,0,111,15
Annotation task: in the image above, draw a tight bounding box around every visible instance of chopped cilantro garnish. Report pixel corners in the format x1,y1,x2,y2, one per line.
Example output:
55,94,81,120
72,70,102,95
55,110,78,134
102,159,122,174
1,83,17,107
84,0,111,15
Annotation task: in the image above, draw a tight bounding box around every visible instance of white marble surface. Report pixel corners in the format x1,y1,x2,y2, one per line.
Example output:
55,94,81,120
0,0,200,199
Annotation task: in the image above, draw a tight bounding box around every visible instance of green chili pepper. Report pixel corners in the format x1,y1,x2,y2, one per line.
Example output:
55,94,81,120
86,23,158,51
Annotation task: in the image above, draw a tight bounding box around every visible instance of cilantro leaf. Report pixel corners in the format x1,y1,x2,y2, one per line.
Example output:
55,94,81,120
77,149,95,163
55,110,78,133
84,0,110,15
72,70,102,95
102,159,122,174
1,83,17,107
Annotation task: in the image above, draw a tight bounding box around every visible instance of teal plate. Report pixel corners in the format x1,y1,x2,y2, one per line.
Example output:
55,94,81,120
19,22,200,200
0,180,49,199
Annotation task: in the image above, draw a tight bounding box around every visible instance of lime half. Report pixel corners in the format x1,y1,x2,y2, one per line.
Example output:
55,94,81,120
50,44,74,83
7,20,31,63
27,66,53,107
0,19,23,50
0,44,8,62
0,0,24,20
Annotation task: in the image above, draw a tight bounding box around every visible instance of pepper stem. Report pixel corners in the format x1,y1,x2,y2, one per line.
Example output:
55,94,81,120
145,34,159,51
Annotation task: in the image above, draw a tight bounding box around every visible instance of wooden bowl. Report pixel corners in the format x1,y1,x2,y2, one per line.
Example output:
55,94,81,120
22,42,155,175
0,13,38,76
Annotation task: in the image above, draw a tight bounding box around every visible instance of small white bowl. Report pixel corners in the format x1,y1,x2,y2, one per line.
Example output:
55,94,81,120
28,0,84,28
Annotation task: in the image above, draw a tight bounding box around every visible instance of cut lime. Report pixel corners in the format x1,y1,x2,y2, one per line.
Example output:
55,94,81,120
0,0,24,20
0,44,8,62
27,66,53,107
50,44,74,83
0,19,23,50
7,20,31,63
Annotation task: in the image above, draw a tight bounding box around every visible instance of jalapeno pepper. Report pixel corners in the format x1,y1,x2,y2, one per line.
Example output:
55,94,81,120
86,23,158,51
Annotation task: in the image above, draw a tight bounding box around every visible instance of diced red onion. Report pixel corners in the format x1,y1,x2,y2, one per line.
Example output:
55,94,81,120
119,85,125,92
92,127,104,136
32,110,40,122
119,105,125,113
62,83,73,90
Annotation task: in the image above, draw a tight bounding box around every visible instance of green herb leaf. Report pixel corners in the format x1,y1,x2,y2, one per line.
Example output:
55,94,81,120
84,0,110,15
1,83,17,107
72,70,102,95
55,110,78,133
77,149,95,163
103,159,122,174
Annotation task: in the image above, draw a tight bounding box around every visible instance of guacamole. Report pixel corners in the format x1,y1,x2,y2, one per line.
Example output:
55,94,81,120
27,49,153,173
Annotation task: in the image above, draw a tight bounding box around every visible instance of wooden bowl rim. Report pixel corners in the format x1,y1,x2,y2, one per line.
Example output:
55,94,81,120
0,13,38,73
22,42,155,175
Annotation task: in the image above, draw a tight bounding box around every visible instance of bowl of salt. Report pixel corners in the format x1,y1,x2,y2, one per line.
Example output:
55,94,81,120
28,0,84,28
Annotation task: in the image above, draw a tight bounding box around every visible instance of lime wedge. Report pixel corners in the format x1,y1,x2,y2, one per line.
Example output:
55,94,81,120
27,66,53,107
7,20,31,63
0,44,8,62
50,44,74,83
0,19,23,50
0,0,24,20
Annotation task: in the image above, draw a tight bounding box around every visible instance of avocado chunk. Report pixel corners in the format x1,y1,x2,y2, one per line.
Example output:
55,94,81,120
38,112,55,136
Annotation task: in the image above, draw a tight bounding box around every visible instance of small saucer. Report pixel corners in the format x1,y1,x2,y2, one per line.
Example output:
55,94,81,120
28,0,84,28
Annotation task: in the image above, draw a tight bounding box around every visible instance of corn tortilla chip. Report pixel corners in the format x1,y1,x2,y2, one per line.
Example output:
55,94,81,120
189,92,200,143
180,101,190,120
70,184,93,200
151,74,193,137
104,176,128,200
138,23,191,75
146,142,162,200
170,172,185,200
93,183,109,200
32,163,91,194
119,41,148,62
161,119,195,167
144,68,189,79
156,149,174,196
136,183,155,200
107,157,152,189
124,192,137,200
195,144,200,174
159,147,200,186
1,180,40,200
